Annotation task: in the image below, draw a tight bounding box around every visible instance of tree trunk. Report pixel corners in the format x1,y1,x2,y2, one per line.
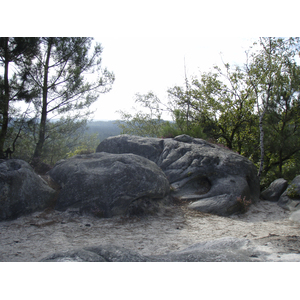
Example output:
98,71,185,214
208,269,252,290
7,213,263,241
278,149,283,177
0,38,10,157
257,111,265,179
33,39,52,160
184,59,190,131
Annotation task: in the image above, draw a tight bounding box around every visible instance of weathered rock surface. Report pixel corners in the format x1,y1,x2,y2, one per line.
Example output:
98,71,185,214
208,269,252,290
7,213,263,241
40,245,150,262
40,237,283,262
0,159,56,221
261,178,288,202
289,210,300,222
278,176,300,211
48,152,170,217
96,134,260,216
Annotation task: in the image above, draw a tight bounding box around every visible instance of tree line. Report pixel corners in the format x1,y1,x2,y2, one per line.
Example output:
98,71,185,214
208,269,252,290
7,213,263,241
117,37,300,188
0,37,115,169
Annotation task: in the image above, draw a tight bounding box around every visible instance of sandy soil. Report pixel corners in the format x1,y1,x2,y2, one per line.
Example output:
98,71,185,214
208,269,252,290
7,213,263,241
0,200,300,262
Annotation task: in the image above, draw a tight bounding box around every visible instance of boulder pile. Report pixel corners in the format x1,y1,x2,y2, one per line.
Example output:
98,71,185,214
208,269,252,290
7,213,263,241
1,134,262,220
261,176,300,213
97,134,260,216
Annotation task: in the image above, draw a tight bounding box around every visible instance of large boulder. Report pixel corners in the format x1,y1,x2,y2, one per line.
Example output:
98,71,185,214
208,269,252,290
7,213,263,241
261,178,288,202
96,134,260,216
48,152,170,217
0,159,56,221
278,176,300,211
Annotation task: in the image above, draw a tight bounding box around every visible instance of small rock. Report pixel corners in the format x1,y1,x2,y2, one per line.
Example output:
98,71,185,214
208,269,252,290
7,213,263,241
261,178,288,202
278,176,300,211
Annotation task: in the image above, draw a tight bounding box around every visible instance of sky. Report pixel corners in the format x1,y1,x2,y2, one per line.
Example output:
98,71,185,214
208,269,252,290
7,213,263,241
7,0,298,122
90,36,256,120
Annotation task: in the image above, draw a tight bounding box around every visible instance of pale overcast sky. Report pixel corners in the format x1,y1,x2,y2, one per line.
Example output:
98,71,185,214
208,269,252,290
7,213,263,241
6,0,297,121
91,36,256,120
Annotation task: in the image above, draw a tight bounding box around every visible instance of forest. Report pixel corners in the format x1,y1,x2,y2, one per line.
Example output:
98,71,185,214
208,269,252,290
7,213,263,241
117,37,300,189
1,37,300,189
0,38,115,169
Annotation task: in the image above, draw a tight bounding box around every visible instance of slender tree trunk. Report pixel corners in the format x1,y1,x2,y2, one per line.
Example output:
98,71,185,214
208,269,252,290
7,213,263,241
33,39,52,160
0,38,10,157
257,81,272,180
257,109,266,179
184,58,190,131
279,149,283,177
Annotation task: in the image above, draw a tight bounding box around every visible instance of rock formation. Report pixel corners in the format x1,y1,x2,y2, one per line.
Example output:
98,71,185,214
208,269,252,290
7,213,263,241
261,178,288,202
278,175,300,211
96,134,260,216
0,134,261,221
40,237,280,262
48,152,170,217
0,159,56,221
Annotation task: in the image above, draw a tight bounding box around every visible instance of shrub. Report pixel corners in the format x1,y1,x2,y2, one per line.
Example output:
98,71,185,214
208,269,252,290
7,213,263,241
286,184,300,199
236,196,252,213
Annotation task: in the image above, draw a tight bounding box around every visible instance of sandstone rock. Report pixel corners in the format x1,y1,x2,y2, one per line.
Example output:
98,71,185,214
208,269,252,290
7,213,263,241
96,134,164,163
48,152,170,217
278,176,300,211
0,159,56,221
40,237,265,262
40,245,154,262
159,237,259,262
261,178,288,202
96,135,260,216
289,210,300,222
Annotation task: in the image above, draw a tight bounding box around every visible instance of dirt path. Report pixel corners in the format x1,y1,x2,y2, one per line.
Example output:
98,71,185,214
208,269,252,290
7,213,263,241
0,200,299,261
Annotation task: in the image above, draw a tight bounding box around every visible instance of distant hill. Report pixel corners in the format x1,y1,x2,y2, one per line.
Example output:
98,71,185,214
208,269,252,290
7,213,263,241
86,120,122,141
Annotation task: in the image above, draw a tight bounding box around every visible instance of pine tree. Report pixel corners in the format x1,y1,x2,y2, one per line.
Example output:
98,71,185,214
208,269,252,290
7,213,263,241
20,37,115,162
0,37,40,157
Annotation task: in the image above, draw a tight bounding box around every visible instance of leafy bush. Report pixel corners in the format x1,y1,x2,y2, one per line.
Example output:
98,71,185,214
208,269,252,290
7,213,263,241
66,133,99,158
286,184,300,199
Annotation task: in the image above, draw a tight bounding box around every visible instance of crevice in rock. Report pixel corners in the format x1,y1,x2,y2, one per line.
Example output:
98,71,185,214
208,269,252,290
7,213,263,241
171,175,211,200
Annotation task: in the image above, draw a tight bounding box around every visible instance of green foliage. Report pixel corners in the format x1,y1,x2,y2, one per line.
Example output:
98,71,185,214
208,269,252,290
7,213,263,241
4,36,300,191
116,110,163,137
117,37,300,189
1,37,114,165
159,120,186,138
6,117,98,165
40,119,87,164
159,115,206,139
116,92,165,137
20,37,114,160
0,37,40,156
246,37,300,180
167,65,258,156
67,133,99,158
286,184,300,199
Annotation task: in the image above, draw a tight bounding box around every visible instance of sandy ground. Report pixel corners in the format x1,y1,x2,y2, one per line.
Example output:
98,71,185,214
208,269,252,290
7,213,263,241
0,200,300,262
